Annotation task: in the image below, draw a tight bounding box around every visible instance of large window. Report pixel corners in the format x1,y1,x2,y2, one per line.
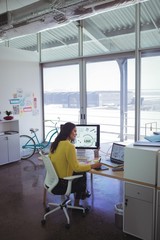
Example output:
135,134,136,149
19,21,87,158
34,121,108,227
140,56,160,137
43,64,80,131
86,60,120,143
39,0,160,143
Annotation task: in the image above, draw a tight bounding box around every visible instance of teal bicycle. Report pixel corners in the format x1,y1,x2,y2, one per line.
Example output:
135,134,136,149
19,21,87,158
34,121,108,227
20,119,60,160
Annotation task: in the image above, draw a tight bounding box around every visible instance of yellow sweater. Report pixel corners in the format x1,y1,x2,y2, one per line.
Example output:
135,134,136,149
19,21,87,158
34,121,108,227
49,140,91,178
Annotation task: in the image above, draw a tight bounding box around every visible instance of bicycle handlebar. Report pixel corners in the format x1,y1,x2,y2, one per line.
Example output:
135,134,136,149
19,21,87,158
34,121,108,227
44,117,60,128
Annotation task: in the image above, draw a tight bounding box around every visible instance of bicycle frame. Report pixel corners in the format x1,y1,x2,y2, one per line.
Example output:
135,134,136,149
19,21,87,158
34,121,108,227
21,137,35,150
29,127,58,150
20,119,60,159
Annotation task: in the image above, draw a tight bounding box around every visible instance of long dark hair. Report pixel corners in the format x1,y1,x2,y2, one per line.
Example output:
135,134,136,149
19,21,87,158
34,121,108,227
50,122,76,153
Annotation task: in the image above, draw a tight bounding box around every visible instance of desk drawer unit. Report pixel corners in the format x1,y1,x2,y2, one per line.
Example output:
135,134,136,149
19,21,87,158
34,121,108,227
124,182,155,240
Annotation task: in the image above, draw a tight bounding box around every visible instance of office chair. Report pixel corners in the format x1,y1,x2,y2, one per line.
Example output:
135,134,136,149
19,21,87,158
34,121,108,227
39,152,86,228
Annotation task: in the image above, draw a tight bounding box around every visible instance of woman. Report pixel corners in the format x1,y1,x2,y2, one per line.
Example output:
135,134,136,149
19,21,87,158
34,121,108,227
49,122,101,207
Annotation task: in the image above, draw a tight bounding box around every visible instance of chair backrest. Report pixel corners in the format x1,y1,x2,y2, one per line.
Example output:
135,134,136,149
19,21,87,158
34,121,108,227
40,153,59,193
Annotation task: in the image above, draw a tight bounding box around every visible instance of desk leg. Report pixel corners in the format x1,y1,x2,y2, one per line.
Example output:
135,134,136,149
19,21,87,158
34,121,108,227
91,172,93,183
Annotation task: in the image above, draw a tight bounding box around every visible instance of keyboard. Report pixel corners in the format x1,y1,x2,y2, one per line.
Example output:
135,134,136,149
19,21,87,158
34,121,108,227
101,160,123,168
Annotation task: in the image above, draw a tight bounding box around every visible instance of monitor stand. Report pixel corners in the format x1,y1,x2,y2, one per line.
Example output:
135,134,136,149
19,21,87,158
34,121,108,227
76,149,94,160
76,149,86,157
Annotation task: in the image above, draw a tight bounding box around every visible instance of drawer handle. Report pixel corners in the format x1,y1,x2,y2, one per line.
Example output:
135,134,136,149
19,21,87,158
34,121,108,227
125,198,128,206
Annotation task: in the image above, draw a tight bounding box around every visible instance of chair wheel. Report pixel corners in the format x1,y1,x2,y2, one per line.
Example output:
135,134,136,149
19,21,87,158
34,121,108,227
85,207,90,213
45,207,50,213
65,223,70,229
41,219,46,225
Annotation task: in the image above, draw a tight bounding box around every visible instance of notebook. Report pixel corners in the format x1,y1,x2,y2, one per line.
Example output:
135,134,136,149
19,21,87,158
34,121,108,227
103,143,125,168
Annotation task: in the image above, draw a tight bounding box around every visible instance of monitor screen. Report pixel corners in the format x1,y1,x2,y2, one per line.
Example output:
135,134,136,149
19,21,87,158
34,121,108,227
74,125,100,149
111,143,125,163
60,124,100,149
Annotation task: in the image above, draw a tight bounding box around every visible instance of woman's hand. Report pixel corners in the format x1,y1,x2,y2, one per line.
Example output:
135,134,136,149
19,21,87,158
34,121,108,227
91,162,102,169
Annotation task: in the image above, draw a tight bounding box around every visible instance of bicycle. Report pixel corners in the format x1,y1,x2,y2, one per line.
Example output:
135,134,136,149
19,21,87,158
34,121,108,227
20,119,60,160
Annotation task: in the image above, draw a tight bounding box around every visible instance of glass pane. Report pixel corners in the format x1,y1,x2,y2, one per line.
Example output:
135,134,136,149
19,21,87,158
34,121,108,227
41,22,78,62
43,64,80,135
140,0,160,49
86,61,120,143
83,5,135,56
141,56,160,138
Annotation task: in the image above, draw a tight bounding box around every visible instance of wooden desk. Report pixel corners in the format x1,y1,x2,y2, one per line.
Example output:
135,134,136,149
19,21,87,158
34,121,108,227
90,167,124,181
90,167,155,188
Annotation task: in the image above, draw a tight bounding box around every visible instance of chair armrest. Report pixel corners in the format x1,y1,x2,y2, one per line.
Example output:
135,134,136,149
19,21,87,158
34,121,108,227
63,175,83,181
63,175,83,196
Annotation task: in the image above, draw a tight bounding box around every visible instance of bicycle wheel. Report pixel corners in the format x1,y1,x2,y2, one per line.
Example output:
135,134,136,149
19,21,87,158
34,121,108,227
20,135,36,160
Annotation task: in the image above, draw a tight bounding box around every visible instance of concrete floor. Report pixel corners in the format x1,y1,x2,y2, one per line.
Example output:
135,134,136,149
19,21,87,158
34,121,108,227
0,154,139,240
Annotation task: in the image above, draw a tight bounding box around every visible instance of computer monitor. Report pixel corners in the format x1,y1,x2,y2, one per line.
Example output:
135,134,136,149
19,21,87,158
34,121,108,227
74,125,100,149
110,143,125,164
60,124,100,149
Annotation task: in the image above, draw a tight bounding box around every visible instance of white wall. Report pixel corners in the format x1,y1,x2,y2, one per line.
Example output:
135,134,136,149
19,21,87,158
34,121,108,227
0,47,43,140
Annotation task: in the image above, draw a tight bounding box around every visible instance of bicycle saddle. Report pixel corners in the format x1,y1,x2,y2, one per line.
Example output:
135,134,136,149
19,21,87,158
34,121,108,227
30,128,39,133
